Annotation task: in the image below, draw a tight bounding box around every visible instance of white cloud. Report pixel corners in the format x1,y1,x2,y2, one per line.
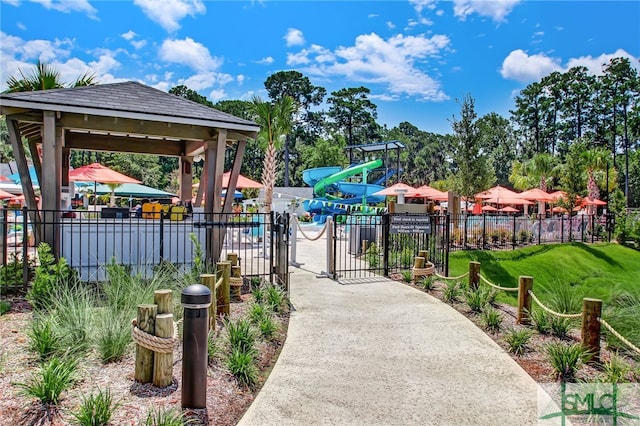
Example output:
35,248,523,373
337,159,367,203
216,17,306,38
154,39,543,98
257,56,274,65
236,74,245,84
0,31,125,90
32,0,98,19
131,40,147,50
159,37,222,72
208,89,226,101
134,0,205,32
284,28,304,47
386,21,395,30
566,49,640,75
500,49,562,82
16,22,26,30
409,0,436,14
181,71,234,91
453,0,521,22
122,30,136,41
3,0,20,6
500,48,640,83
290,32,450,101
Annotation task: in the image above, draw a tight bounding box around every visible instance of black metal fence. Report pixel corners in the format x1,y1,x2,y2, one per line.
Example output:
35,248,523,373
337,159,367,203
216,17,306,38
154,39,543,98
0,207,281,292
448,213,608,251
331,213,449,282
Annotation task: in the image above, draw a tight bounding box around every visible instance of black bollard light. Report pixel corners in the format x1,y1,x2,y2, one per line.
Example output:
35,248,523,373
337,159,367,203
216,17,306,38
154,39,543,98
181,283,212,409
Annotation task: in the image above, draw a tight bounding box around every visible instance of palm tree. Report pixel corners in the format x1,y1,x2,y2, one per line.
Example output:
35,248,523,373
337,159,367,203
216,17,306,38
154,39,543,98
248,95,295,213
4,61,96,93
509,153,557,191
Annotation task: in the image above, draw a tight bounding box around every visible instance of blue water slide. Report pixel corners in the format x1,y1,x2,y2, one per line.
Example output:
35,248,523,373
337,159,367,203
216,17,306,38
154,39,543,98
373,168,399,186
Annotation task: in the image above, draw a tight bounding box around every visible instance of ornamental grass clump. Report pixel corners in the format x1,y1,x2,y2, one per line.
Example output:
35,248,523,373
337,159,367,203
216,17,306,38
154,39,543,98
144,408,191,426
504,328,533,355
27,315,62,362
465,287,495,313
549,316,573,339
419,276,436,291
226,348,259,388
401,270,413,283
545,342,590,382
481,308,503,334
443,281,461,304
530,308,551,335
95,310,131,364
265,284,287,314
16,356,78,408
72,388,119,426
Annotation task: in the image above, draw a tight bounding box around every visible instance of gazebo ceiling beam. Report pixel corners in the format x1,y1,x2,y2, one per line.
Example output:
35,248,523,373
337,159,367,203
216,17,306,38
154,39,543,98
65,132,185,157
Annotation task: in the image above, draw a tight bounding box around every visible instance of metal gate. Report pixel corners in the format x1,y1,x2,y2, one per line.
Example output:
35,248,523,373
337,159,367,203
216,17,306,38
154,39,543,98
331,213,449,283
271,212,290,291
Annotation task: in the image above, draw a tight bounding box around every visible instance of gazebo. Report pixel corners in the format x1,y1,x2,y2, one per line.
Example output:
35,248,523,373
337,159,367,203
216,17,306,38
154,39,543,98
0,81,259,261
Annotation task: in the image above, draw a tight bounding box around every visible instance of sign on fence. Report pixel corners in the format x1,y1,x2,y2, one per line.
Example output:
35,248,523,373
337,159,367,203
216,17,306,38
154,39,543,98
390,215,432,234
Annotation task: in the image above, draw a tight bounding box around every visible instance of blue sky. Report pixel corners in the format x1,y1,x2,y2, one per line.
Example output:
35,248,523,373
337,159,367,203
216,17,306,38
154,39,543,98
1,0,639,135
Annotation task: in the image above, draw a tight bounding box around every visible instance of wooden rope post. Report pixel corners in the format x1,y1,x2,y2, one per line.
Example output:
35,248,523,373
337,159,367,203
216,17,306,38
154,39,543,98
153,290,174,388
581,298,602,363
418,250,429,263
153,313,174,387
517,276,533,325
227,252,238,267
219,261,231,316
134,304,157,383
414,256,425,269
154,289,173,315
231,265,242,301
200,274,217,331
469,261,480,290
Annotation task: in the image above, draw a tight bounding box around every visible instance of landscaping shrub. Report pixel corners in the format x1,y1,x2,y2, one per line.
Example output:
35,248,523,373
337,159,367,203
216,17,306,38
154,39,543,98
401,270,413,283
258,316,279,341
144,408,189,426
549,316,573,339
72,388,118,426
226,348,259,388
443,281,461,304
16,356,78,405
225,318,257,356
545,342,590,382
530,309,551,334
27,243,78,311
0,300,10,316
265,285,287,313
600,352,633,383
95,310,131,364
504,328,533,355
419,276,436,291
27,315,62,362
365,243,380,268
481,308,503,334
465,287,495,313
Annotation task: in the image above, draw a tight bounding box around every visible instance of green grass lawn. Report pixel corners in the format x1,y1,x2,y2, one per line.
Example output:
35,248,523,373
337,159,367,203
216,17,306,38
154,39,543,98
448,242,640,349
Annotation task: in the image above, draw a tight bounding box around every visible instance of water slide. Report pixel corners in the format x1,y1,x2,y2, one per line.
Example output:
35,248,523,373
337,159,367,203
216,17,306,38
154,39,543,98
302,159,385,219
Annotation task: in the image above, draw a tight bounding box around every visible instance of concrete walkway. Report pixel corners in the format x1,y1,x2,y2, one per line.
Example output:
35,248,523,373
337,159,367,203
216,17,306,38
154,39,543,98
238,237,546,426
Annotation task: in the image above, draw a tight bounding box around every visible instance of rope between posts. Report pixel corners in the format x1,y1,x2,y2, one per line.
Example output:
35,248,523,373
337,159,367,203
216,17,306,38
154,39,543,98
479,274,518,292
131,318,182,354
294,217,328,241
229,277,243,286
434,271,469,280
598,318,640,355
528,290,582,319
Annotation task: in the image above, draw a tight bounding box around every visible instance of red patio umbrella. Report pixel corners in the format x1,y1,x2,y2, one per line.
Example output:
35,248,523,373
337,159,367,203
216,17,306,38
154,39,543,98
482,205,499,212
582,197,607,206
0,175,13,183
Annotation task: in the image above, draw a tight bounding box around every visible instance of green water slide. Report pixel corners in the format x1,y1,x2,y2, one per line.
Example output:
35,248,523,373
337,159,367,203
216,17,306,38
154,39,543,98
313,158,384,198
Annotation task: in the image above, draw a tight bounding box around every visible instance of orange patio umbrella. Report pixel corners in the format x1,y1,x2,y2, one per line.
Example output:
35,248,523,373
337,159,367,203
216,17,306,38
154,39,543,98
476,185,520,200
408,185,448,201
482,205,499,212
484,196,533,205
372,182,416,196
518,188,555,202
0,188,16,199
222,171,263,189
499,206,519,213
69,163,141,207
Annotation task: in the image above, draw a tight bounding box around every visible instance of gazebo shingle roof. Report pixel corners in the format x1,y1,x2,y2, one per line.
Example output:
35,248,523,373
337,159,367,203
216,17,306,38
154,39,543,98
1,81,256,128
